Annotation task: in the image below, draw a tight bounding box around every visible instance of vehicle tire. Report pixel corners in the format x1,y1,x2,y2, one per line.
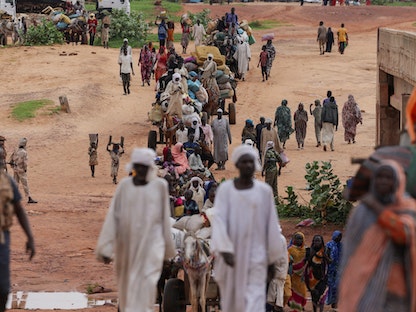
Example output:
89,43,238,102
163,278,186,312
148,130,157,150
228,103,236,125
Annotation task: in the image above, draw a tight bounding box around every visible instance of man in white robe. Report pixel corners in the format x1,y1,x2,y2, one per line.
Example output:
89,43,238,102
211,108,232,170
233,37,251,81
211,145,286,312
96,148,175,312
192,19,206,47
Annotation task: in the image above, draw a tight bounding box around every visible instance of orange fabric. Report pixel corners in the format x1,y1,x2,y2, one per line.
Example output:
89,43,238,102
338,223,387,311
406,87,416,143
387,262,407,297
378,210,407,244
340,159,416,312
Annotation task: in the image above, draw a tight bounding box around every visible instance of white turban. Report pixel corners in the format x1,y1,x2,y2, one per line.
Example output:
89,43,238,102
265,118,273,124
172,73,181,84
125,148,157,181
217,108,223,113
244,139,254,147
207,53,214,59
232,144,262,171
190,176,203,188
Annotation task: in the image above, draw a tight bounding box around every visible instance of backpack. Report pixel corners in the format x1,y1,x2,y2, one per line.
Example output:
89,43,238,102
0,171,14,243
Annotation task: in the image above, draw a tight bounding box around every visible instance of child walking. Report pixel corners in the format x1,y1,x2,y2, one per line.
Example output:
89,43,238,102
258,45,269,82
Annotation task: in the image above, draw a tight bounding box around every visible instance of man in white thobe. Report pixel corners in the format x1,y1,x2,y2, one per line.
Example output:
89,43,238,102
211,145,286,312
96,148,175,312
192,19,206,47
211,108,232,170
233,37,251,81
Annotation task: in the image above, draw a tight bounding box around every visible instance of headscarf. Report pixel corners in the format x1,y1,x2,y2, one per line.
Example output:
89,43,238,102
172,73,181,84
231,144,262,171
339,159,416,312
191,116,201,142
244,139,254,146
245,119,254,126
288,232,306,263
125,147,157,182
281,99,288,106
189,71,198,78
190,176,203,190
171,142,190,174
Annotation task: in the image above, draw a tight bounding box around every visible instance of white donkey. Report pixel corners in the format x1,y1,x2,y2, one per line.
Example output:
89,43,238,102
183,231,212,312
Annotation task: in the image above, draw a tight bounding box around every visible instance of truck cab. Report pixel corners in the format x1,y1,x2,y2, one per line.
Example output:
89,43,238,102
0,0,16,20
96,0,130,15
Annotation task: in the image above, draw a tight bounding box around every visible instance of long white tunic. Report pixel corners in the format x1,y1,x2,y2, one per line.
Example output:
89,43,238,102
96,177,175,312
192,24,206,47
211,118,231,162
233,41,251,76
211,180,286,312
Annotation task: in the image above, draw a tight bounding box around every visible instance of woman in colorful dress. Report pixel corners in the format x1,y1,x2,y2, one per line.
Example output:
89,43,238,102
155,46,168,85
139,45,153,86
287,232,308,312
305,235,330,312
342,94,362,144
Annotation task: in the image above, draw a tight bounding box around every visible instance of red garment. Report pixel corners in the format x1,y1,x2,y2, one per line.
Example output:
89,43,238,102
88,18,97,34
259,51,268,67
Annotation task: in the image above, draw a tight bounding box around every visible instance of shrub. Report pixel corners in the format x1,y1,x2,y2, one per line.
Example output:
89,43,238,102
109,9,150,47
24,19,64,46
305,161,353,224
277,186,311,219
188,9,211,29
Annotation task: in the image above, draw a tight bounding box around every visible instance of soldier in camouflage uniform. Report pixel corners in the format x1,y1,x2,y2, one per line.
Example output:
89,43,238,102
261,140,282,199
10,138,37,204
0,147,35,312
107,143,124,184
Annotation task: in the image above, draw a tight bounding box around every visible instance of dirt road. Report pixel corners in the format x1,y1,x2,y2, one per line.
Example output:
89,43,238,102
1,3,416,311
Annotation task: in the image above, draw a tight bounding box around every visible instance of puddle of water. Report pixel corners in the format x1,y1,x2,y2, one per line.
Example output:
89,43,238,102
6,291,118,310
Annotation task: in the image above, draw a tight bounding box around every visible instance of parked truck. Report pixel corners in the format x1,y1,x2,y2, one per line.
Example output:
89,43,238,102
0,0,16,20
96,0,130,15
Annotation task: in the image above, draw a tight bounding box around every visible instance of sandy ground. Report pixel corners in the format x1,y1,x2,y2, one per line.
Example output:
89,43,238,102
1,2,416,311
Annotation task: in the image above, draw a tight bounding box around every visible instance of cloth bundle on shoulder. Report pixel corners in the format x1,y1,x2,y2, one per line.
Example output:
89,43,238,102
173,214,205,232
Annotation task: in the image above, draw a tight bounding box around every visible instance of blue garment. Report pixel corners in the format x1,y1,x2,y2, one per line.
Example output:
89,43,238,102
326,230,342,305
183,141,199,158
158,21,167,40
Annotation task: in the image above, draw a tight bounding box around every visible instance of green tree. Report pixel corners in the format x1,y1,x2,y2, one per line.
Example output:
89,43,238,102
188,9,211,29
304,161,353,224
24,19,64,46
109,9,150,46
